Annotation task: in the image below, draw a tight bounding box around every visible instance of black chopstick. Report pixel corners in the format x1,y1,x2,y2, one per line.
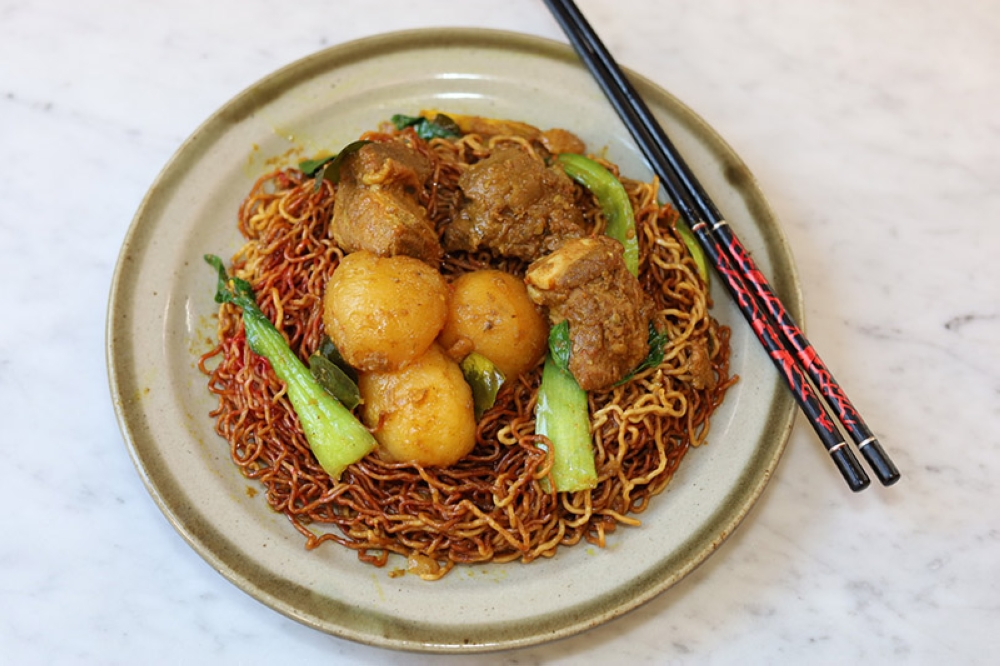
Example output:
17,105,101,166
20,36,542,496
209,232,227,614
545,0,899,490
541,2,900,488
543,0,866,492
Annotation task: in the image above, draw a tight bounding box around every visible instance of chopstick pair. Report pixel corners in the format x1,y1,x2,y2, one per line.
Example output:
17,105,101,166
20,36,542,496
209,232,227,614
543,0,900,491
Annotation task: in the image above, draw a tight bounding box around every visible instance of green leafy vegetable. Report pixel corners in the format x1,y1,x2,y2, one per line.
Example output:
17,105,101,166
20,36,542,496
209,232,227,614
299,156,335,177
315,335,358,383
391,113,461,140
205,254,375,479
557,153,688,382
309,353,362,410
532,154,639,493
535,352,597,493
299,139,371,190
635,323,670,375
547,320,573,374
616,322,671,386
533,157,672,491
675,220,710,285
460,352,505,419
534,322,597,492
558,153,639,276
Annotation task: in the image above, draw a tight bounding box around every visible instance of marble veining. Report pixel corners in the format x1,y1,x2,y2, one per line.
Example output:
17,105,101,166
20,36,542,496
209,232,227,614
2,0,998,663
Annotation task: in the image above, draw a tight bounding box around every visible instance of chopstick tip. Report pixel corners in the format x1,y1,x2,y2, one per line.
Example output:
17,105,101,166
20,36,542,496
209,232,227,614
830,445,871,492
859,439,901,486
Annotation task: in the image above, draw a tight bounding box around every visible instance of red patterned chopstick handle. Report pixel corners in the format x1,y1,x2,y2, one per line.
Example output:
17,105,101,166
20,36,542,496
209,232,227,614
712,221,899,486
689,220,870,491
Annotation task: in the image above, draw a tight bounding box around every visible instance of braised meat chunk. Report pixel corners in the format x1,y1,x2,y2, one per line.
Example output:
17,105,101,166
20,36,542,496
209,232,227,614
539,128,587,156
525,236,656,391
687,338,717,390
332,141,442,265
444,146,587,261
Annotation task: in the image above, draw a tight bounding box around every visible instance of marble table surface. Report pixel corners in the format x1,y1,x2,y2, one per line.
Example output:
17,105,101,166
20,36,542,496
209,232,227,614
2,0,997,663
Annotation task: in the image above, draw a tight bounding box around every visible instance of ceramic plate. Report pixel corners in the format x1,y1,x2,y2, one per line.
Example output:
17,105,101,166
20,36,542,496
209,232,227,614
107,28,801,652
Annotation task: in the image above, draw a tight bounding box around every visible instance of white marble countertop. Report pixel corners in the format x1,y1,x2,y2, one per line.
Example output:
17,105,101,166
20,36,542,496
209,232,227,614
3,0,998,662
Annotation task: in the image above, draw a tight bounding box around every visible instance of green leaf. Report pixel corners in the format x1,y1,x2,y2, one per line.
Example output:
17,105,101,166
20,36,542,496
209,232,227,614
205,254,256,312
391,113,461,141
316,335,358,383
204,254,375,479
299,140,372,191
548,320,573,374
391,113,420,129
422,113,461,139
299,155,335,177
616,322,670,385
636,323,670,374
309,353,362,410
460,352,506,419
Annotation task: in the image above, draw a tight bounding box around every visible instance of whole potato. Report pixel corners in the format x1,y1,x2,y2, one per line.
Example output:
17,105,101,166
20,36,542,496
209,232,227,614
323,250,448,372
359,344,477,467
439,269,548,380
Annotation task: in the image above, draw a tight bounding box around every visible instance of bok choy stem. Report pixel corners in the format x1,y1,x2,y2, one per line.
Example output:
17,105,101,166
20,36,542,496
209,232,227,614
558,153,639,276
205,255,375,479
535,353,597,492
531,153,648,493
533,155,651,492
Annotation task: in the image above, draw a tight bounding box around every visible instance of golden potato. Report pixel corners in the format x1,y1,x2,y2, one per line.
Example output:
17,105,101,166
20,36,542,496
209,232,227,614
323,250,448,372
439,269,548,380
359,344,477,467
